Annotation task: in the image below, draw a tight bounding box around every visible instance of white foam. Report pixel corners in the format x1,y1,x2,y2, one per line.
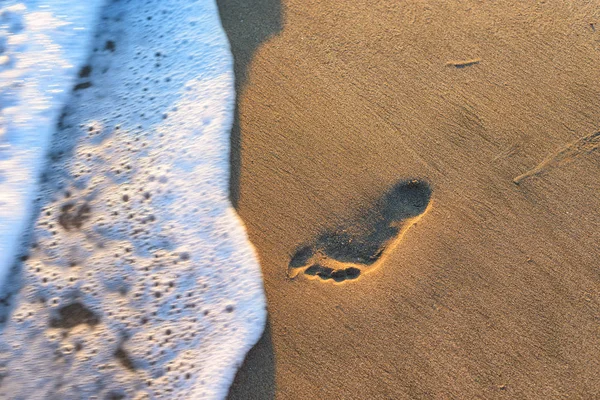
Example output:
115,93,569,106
0,1,105,294
0,1,266,399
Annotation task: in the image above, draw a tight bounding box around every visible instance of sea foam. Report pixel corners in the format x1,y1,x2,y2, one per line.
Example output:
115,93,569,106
0,0,104,296
0,1,267,399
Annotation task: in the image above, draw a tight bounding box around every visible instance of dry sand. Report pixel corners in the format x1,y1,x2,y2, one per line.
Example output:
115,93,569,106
218,1,600,398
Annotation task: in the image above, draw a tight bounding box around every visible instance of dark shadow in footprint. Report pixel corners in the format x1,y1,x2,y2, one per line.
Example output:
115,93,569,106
289,179,432,283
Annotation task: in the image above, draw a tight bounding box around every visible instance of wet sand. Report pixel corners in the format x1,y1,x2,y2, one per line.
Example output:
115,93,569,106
219,1,600,398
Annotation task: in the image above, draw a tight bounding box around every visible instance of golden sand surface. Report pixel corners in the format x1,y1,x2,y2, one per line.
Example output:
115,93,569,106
219,1,600,398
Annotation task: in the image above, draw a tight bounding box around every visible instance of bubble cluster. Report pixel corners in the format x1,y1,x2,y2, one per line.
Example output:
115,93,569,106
0,1,266,399
0,0,104,293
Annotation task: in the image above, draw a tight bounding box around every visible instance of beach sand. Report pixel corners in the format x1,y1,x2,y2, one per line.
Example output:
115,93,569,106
219,1,600,398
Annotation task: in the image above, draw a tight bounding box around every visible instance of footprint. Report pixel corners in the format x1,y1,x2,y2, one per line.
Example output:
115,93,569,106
289,179,432,283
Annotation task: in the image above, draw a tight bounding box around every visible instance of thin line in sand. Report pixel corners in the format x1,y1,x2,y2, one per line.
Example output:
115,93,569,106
513,131,600,184
445,58,481,68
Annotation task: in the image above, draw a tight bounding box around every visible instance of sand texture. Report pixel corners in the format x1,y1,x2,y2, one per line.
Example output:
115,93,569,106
219,0,600,398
